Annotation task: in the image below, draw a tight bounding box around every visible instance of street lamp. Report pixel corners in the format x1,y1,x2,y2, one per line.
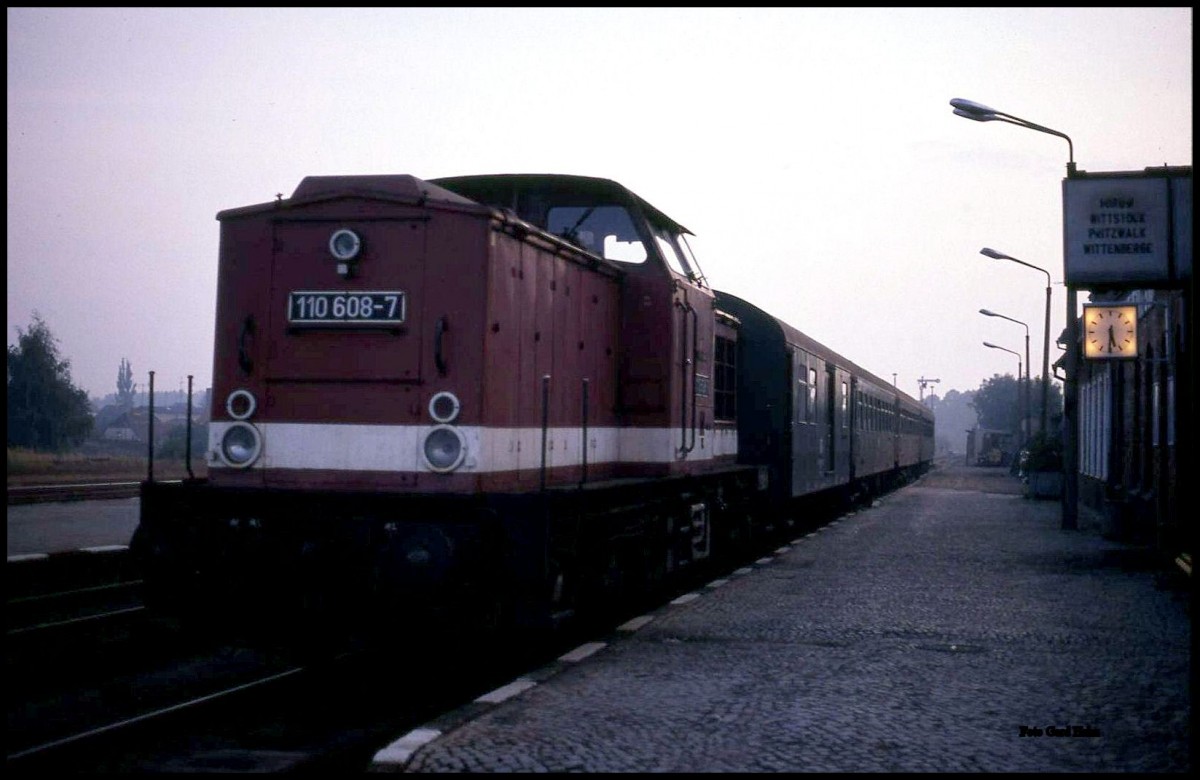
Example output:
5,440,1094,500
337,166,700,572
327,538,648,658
980,248,1051,439
983,341,1023,447
980,308,1030,447
949,98,1075,176
951,96,1078,531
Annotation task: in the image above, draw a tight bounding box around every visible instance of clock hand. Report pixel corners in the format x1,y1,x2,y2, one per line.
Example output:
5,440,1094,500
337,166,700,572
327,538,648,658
1108,325,1117,349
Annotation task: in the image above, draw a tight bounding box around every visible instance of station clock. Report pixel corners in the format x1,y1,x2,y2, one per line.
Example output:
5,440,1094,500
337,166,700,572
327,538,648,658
1082,304,1138,359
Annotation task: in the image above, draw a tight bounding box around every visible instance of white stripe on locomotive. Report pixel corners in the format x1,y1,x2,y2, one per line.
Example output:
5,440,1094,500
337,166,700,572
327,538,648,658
208,422,739,472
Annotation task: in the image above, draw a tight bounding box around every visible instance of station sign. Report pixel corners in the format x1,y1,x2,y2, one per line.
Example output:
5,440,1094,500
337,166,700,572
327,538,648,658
1062,170,1191,287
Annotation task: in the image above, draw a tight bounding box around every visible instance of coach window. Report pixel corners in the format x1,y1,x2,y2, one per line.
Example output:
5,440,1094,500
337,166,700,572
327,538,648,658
841,381,849,427
808,367,818,423
796,359,809,422
714,335,737,421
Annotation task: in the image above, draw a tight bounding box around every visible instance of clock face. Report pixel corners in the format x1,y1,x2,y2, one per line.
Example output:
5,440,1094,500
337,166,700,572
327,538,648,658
1083,304,1138,359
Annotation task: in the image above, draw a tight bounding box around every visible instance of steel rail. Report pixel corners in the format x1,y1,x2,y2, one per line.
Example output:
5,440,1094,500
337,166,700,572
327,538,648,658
7,481,180,505
6,665,308,763
7,605,146,638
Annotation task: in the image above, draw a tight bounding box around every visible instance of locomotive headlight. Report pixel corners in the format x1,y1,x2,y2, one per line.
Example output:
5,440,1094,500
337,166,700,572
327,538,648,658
226,389,257,420
329,228,362,278
422,425,466,473
428,391,461,424
329,228,362,261
220,422,263,468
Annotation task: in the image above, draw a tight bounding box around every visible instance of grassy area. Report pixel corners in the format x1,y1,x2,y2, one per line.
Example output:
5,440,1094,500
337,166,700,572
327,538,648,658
7,447,207,486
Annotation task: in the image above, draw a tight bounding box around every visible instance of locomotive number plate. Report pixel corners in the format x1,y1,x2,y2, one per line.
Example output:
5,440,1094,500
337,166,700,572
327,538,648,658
288,291,406,325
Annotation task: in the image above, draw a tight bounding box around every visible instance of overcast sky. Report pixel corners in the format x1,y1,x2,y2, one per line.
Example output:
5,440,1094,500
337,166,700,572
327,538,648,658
7,7,1193,404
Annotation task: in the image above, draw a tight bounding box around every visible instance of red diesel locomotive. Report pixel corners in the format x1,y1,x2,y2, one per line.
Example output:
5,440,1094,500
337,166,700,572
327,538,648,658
134,173,933,632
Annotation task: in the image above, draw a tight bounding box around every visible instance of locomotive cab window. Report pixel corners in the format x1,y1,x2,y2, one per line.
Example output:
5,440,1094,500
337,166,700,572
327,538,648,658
654,232,691,278
651,224,707,286
547,204,646,263
677,233,708,287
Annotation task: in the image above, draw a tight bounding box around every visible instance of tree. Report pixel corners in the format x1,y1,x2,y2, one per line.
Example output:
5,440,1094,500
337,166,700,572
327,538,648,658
157,421,209,459
7,313,94,451
1028,374,1064,432
117,357,137,408
970,373,1022,433
926,388,978,455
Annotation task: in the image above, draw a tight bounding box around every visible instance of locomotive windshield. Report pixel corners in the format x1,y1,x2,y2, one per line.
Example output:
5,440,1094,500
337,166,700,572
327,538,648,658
649,223,707,286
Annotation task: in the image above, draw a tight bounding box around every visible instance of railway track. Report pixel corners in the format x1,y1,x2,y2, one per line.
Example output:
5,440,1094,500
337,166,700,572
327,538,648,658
7,474,912,771
5,603,595,772
7,579,145,635
8,661,312,770
7,481,151,505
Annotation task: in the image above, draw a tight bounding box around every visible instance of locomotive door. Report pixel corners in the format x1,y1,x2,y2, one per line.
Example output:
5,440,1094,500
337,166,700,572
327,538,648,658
791,348,814,496
848,377,858,483
673,282,714,460
264,217,428,418
893,396,902,469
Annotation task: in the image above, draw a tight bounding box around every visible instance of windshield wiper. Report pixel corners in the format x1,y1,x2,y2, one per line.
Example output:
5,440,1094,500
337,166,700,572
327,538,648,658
560,205,597,245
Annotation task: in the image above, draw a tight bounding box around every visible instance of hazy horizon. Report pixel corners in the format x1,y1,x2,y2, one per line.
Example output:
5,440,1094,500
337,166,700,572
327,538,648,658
8,8,1192,403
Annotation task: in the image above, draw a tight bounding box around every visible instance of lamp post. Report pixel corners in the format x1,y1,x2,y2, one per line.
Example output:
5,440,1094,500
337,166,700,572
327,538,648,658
980,308,1030,447
951,96,1078,530
980,249,1051,439
949,98,1075,176
983,341,1023,447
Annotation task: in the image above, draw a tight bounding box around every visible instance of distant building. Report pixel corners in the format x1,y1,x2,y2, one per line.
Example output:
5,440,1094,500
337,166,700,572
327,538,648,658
92,387,211,443
98,407,164,445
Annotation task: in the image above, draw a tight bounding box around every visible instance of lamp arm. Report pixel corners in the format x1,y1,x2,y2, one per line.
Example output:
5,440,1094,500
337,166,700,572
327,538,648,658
989,114,1074,166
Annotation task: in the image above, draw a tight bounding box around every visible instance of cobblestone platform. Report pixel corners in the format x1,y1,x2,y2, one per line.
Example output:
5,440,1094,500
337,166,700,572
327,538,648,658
371,464,1191,772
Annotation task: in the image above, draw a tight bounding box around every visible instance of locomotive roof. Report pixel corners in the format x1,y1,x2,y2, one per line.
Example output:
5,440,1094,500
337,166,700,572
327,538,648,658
215,174,692,239
215,174,488,220
429,173,693,236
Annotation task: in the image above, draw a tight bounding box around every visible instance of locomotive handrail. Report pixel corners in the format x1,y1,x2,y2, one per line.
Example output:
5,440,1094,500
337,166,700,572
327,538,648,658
147,371,155,483
185,375,195,479
540,375,551,492
676,297,692,456
434,316,449,376
580,378,590,486
237,315,255,375
687,304,699,454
